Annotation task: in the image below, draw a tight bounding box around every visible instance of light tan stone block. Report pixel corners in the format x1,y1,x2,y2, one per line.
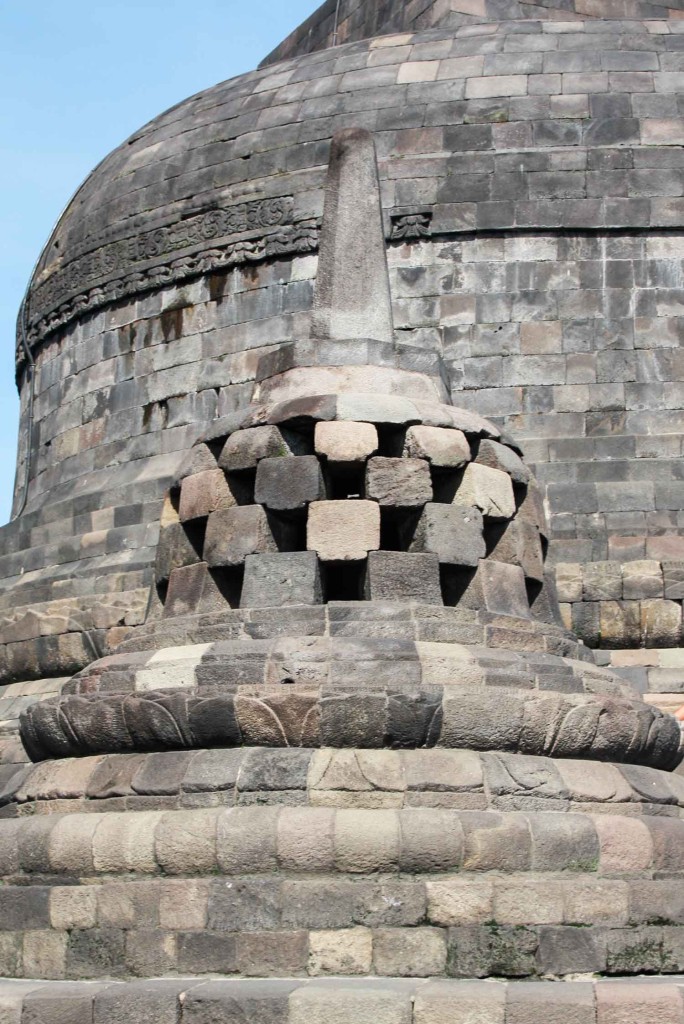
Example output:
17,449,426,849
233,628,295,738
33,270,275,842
48,814,105,874
278,807,335,871
216,806,279,873
399,808,464,872
493,878,564,925
289,983,412,1024
309,927,373,975
92,811,164,874
426,877,494,925
307,500,380,561
373,927,447,977
564,880,630,926
404,425,470,468
414,980,505,1024
334,809,400,872
22,931,67,980
159,879,208,930
452,463,515,520
155,809,219,875
554,563,583,603
315,421,378,461
49,887,98,930
597,814,657,875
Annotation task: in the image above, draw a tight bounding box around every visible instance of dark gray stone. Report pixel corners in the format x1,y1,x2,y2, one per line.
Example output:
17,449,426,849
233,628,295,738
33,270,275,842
407,504,485,568
241,552,322,608
364,551,442,603
254,456,325,511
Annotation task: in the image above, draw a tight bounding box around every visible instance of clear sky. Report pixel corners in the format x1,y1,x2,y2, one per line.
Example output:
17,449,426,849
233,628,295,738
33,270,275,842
0,0,317,525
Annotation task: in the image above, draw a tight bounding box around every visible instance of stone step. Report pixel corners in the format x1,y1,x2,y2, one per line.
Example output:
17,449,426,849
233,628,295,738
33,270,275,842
2,976,684,1024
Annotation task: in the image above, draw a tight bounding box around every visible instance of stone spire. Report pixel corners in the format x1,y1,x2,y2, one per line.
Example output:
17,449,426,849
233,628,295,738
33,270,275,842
310,127,394,347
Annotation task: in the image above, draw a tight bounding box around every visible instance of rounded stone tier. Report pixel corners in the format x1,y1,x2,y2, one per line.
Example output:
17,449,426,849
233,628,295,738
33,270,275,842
3,747,684,981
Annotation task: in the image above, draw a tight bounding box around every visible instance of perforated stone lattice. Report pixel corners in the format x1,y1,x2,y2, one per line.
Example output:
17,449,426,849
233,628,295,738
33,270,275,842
155,396,551,618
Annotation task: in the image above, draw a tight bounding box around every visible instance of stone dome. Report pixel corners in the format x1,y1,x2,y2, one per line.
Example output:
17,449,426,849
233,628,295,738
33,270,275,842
21,15,684,372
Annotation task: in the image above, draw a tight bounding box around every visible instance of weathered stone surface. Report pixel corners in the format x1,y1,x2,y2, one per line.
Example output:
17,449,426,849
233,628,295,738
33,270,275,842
307,501,380,561
241,553,323,608
315,422,378,463
204,506,279,567
364,552,442,603
476,440,530,486
404,427,470,469
310,127,394,347
366,458,433,508
179,470,237,522
452,464,515,521
408,504,485,568
219,426,304,472
163,564,231,617
255,457,325,512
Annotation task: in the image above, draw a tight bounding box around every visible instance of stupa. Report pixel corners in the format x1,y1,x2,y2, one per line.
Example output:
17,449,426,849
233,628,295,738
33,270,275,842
2,1,684,1021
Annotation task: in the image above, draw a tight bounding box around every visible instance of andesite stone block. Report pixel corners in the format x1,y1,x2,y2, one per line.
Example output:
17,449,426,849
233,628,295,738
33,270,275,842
452,464,515,521
255,456,325,512
364,552,442,603
403,426,471,469
163,564,231,618
219,425,305,472
366,457,433,508
315,421,378,462
179,470,237,523
241,552,323,608
307,500,380,561
408,503,485,568
204,506,279,568
475,439,530,485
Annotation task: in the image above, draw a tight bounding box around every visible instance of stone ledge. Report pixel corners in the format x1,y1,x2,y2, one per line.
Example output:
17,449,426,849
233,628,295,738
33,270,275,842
4,747,684,818
3,976,684,1023
1,804,684,879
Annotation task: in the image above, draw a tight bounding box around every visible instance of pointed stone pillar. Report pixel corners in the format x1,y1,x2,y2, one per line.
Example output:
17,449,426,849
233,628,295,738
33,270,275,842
310,128,394,346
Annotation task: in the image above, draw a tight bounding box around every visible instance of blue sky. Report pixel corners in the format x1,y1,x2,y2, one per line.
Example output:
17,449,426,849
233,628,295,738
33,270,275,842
0,0,316,524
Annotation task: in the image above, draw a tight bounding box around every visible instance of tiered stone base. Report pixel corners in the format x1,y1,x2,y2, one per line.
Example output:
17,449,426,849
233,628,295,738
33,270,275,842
2,976,684,1023
3,747,684,982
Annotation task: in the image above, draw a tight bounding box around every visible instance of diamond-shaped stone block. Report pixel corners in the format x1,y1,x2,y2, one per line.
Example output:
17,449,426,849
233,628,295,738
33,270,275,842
307,500,380,561
453,463,515,521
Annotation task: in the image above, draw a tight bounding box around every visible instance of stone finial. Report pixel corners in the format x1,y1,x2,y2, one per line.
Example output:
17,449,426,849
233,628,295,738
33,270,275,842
310,127,394,346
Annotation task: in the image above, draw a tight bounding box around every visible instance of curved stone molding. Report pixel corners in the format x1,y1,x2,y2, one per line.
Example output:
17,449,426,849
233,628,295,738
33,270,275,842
19,216,318,374
19,681,681,769
5,746,684,817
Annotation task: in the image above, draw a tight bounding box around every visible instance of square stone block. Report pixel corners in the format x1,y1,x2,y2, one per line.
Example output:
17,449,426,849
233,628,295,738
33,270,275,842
404,425,471,469
366,457,433,508
219,425,305,472
452,463,515,521
241,552,322,608
365,552,442,603
163,563,233,617
255,455,325,511
307,500,380,561
179,469,237,522
408,503,485,568
315,421,378,462
204,506,279,567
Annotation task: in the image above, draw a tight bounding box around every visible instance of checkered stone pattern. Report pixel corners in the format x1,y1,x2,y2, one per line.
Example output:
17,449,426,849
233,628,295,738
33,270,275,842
155,396,550,618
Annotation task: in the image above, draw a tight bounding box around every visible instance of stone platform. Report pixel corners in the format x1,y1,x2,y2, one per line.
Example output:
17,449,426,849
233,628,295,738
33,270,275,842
2,977,684,1024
